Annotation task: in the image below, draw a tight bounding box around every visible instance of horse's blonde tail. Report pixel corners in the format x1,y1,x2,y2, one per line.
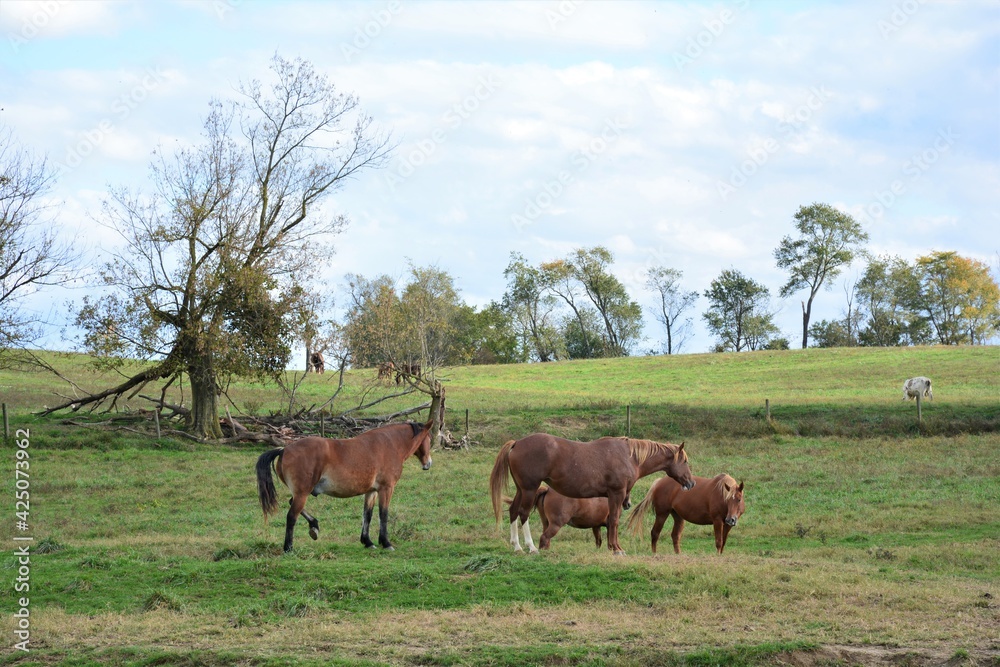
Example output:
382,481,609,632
626,488,654,537
489,440,517,525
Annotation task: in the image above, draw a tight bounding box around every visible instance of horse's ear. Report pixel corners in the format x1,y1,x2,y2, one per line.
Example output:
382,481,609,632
738,481,744,492
723,482,732,493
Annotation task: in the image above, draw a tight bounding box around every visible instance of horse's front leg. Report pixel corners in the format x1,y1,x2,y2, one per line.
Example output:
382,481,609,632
377,485,396,550
606,490,627,555
360,491,377,548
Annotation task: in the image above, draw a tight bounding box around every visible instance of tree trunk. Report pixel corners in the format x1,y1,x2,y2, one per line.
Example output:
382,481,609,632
188,357,223,440
428,382,446,449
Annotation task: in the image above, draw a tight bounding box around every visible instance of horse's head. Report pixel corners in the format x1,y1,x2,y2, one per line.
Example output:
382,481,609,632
664,442,695,491
722,480,745,527
413,421,433,470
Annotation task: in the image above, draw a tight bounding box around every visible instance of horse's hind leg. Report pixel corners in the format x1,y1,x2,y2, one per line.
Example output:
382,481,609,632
360,491,377,548
670,513,686,554
284,493,308,553
292,499,320,541
650,513,667,554
377,485,396,550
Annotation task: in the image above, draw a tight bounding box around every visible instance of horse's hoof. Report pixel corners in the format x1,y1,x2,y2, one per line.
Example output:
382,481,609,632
309,527,319,540
613,550,626,556
513,546,523,553
383,545,395,551
366,544,377,549
529,548,539,555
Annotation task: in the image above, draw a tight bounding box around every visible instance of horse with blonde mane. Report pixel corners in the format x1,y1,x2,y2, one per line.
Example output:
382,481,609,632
490,433,694,555
628,473,745,554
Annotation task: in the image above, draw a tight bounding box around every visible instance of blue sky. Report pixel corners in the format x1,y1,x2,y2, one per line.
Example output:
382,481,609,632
2,0,998,358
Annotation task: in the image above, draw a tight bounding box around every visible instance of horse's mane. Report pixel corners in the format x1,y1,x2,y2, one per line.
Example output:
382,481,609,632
625,438,679,465
714,474,740,500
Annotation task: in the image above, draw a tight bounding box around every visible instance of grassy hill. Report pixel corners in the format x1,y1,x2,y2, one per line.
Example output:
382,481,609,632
4,345,997,443
0,346,997,665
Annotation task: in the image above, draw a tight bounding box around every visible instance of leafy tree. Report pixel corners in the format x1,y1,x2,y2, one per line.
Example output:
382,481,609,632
0,127,77,364
914,251,1000,345
703,269,779,352
644,265,698,354
570,246,644,356
562,308,604,360
501,253,561,362
808,319,853,348
856,255,929,346
452,302,526,365
774,203,868,349
52,56,391,438
541,258,596,357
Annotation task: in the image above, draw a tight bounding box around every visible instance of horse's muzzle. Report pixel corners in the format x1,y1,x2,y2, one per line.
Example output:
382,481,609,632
725,517,738,527
683,480,696,491
422,460,433,470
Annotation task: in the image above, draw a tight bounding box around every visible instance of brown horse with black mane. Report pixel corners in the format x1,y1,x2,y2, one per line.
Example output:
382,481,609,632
490,433,694,555
257,421,433,552
627,473,745,554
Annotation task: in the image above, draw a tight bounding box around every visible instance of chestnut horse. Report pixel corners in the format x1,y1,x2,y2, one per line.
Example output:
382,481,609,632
256,421,433,552
627,473,745,554
533,486,631,550
490,434,694,555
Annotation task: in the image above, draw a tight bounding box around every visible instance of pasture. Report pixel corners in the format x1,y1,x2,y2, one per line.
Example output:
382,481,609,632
1,346,998,666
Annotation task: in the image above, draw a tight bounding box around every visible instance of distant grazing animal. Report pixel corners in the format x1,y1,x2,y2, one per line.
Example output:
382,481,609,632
395,363,422,385
490,433,694,555
903,376,933,401
529,485,632,550
377,361,396,381
308,351,325,374
628,473,745,555
256,421,433,552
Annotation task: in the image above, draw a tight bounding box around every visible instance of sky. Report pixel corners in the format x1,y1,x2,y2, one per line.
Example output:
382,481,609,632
1,0,998,360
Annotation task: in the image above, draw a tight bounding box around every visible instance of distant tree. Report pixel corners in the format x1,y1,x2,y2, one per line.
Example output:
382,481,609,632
644,265,698,354
774,203,869,349
913,251,1000,345
570,247,644,356
562,308,604,360
454,301,526,365
703,269,779,352
856,255,929,346
0,127,77,364
501,253,560,362
808,319,852,348
541,258,597,358
54,56,392,438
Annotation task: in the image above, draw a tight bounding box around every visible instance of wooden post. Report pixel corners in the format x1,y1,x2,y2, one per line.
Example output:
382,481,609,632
916,393,922,424
765,399,771,422
2,403,8,446
626,404,631,437
320,413,325,438
154,410,161,439
465,408,469,436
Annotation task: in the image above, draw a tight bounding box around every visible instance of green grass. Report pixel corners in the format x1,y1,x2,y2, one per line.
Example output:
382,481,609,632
0,346,998,665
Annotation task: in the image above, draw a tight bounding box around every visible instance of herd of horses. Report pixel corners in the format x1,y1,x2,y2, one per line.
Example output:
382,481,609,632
377,361,423,385
256,421,746,556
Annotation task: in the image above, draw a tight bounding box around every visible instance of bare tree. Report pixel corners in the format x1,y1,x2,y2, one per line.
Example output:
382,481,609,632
644,266,697,354
0,127,77,363
47,56,392,439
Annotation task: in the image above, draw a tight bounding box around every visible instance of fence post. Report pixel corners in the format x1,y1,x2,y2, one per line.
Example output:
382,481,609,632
154,409,161,439
2,403,8,447
626,404,631,437
765,399,771,422
916,393,922,424
465,408,469,436
321,413,325,438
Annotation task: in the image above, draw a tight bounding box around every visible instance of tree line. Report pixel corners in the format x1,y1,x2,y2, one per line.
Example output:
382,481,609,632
2,56,998,440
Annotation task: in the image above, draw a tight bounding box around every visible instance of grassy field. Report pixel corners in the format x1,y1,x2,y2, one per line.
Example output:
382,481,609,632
0,346,998,666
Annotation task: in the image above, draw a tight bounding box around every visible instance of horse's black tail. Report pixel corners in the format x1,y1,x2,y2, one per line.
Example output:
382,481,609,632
256,448,284,518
